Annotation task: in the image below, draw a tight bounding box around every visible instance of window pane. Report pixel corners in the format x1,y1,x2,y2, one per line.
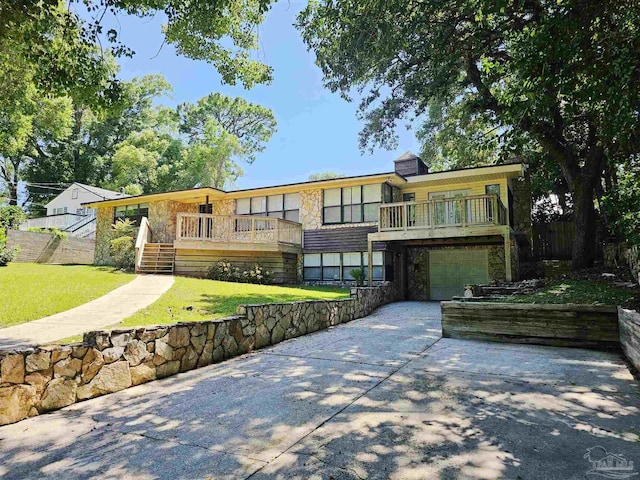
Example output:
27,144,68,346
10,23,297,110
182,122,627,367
383,184,393,203
350,204,362,223
236,198,250,215
285,210,299,222
284,193,300,210
322,253,340,266
115,206,126,217
304,267,321,280
267,194,284,212
322,266,340,281
362,266,384,280
341,187,351,205
343,252,362,266
342,205,351,223
267,211,284,219
402,193,415,202
373,251,384,265
363,203,379,222
324,188,341,207
363,184,381,203
485,184,501,198
251,196,266,214
343,266,361,280
350,186,361,204
323,206,341,223
304,254,321,267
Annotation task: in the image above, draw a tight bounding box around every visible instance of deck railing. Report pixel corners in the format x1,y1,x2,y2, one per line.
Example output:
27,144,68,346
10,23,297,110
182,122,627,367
176,213,302,247
378,194,507,232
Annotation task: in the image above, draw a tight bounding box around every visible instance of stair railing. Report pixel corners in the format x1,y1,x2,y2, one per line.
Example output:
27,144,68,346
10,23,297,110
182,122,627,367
135,217,152,273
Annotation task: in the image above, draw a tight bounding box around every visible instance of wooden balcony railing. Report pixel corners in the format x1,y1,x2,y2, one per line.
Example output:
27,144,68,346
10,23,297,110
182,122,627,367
176,213,302,247
378,194,507,232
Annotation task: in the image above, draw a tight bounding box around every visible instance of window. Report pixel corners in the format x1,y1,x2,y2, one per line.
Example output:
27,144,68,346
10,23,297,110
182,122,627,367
402,193,415,202
236,193,300,222
71,188,78,199
323,185,382,224
113,203,149,225
303,251,386,282
485,184,501,198
53,207,68,215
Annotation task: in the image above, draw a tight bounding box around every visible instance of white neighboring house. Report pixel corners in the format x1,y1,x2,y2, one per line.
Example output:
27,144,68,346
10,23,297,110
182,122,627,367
20,183,128,239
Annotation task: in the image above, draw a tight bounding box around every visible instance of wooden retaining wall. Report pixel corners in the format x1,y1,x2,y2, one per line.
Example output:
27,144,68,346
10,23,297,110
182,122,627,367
441,301,619,349
174,248,299,284
7,230,95,265
618,307,640,371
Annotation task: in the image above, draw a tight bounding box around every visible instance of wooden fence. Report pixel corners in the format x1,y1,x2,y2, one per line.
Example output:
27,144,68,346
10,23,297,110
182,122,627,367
534,221,574,260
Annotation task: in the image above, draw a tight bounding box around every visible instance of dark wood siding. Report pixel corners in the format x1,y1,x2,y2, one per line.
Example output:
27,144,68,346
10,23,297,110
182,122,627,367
303,227,386,253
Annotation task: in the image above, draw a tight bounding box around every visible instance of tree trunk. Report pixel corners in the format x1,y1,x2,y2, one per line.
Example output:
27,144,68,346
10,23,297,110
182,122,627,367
571,179,598,269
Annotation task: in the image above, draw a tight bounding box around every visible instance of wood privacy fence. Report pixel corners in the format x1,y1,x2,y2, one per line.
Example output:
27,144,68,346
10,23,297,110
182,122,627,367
534,221,574,260
7,230,94,265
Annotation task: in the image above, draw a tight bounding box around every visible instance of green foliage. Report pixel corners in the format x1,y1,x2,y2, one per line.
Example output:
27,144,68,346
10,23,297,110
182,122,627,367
602,160,640,244
109,219,136,270
207,261,272,284
0,228,17,266
26,227,68,240
0,206,26,230
349,268,365,286
308,172,345,181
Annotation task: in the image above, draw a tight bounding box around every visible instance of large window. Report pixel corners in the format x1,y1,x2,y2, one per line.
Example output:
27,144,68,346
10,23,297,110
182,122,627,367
113,203,149,225
236,193,300,222
303,252,385,281
323,184,382,224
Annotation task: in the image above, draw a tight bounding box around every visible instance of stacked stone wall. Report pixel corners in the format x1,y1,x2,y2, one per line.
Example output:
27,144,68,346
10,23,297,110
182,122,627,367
0,284,399,426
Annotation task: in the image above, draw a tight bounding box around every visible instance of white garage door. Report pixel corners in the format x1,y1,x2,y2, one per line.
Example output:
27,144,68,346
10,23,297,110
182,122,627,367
428,250,489,300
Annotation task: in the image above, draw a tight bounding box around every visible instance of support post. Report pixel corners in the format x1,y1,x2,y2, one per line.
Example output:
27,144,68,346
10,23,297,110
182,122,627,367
504,231,512,282
367,238,374,287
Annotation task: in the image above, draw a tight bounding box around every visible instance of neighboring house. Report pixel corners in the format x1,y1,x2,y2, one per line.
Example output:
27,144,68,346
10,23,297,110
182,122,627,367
86,152,532,300
21,183,127,239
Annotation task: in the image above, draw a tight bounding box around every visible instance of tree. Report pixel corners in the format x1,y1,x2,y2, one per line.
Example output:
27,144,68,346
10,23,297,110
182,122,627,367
308,172,345,181
178,93,277,189
298,0,640,268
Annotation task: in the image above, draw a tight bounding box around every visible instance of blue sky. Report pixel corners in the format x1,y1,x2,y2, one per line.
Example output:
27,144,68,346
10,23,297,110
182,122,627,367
108,0,420,190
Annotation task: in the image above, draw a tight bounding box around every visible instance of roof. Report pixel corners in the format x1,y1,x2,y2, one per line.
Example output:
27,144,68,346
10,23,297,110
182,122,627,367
83,162,527,208
394,151,421,162
45,182,127,208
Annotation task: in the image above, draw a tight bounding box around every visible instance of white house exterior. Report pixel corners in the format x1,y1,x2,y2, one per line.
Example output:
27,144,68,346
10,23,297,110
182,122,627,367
21,183,127,238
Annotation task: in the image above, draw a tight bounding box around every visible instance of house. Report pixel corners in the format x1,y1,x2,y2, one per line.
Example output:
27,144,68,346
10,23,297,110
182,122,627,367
85,153,532,300
21,183,127,239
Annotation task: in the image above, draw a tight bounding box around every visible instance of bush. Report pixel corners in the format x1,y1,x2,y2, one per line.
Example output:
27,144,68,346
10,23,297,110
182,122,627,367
109,219,136,270
0,228,18,266
207,260,272,284
26,227,68,240
0,206,26,230
349,268,365,286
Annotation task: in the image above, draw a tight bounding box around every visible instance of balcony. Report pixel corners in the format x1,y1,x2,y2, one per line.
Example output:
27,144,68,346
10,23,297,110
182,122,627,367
175,213,303,252
372,194,509,242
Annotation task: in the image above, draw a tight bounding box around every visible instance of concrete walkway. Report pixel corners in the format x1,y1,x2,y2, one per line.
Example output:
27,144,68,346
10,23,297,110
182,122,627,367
0,275,174,349
0,302,638,479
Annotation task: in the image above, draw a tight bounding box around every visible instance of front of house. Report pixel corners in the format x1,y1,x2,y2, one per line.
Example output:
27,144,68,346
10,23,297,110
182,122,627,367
85,153,532,300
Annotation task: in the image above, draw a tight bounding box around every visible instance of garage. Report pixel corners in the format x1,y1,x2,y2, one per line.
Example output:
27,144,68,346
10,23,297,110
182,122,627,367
428,249,489,300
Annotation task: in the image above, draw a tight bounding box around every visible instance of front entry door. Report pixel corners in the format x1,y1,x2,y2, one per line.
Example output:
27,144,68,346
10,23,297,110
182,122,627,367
429,190,471,226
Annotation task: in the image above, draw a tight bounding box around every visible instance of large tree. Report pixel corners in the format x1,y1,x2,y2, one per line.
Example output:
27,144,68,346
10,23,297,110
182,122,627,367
298,0,640,268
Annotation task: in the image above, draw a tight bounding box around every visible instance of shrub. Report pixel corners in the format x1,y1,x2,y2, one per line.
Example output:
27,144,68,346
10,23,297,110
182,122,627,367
349,268,365,286
0,206,26,230
207,260,272,284
26,227,68,240
109,219,136,270
0,228,18,266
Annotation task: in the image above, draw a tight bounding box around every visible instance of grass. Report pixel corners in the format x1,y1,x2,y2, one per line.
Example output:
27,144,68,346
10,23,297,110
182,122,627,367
496,279,639,307
120,277,350,328
0,263,135,328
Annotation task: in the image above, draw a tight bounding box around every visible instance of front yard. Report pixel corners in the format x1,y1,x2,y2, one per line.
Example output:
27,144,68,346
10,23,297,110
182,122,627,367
120,276,350,328
0,263,135,327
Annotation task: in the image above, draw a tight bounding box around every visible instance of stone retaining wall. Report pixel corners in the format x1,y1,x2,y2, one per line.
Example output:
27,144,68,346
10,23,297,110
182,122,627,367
619,307,640,372
0,284,399,426
441,301,620,349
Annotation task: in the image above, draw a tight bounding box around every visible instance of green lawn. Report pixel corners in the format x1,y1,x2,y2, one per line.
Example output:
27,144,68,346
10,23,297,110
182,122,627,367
120,277,350,328
496,279,639,307
0,263,135,327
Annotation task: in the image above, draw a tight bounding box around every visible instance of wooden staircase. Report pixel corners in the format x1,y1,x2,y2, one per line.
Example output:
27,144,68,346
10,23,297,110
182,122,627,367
138,243,175,274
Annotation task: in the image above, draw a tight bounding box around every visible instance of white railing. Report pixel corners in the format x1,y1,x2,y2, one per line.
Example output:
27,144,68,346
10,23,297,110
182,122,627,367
20,213,86,230
379,194,507,232
135,217,152,272
176,213,302,247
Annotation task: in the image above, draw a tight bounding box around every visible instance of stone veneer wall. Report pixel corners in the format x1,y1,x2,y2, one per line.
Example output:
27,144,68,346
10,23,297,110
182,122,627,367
618,307,640,372
149,200,198,243
94,206,113,265
0,284,399,426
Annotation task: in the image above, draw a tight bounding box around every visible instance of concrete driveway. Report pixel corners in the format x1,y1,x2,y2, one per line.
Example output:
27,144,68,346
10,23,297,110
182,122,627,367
1,302,638,479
